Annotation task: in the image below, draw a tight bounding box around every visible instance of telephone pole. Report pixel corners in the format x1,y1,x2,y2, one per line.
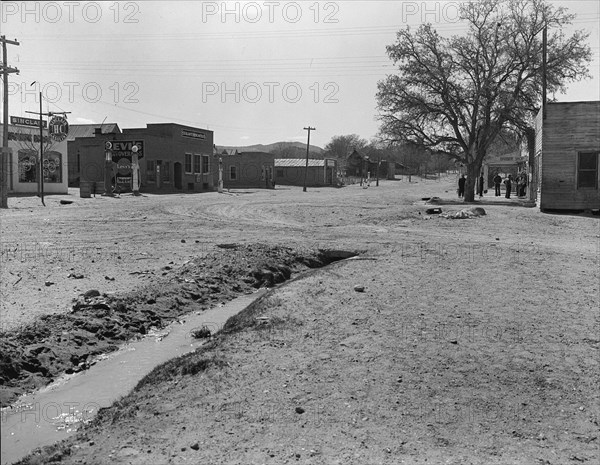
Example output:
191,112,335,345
542,26,547,120
302,126,315,192
1,35,20,209
25,98,70,207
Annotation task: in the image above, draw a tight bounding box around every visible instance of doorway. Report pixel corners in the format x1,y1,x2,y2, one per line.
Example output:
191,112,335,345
174,162,182,189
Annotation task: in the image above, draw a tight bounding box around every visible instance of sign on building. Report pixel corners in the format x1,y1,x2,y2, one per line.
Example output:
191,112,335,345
109,140,144,193
110,140,145,161
49,115,69,142
10,116,47,128
182,129,206,140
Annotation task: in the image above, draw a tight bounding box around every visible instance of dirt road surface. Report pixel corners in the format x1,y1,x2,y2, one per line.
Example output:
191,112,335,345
1,176,599,464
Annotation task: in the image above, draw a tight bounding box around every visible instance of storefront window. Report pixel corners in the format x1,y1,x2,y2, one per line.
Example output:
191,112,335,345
18,150,37,183
43,151,62,183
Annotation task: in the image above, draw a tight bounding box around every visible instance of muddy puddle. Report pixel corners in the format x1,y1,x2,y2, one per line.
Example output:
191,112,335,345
1,290,266,465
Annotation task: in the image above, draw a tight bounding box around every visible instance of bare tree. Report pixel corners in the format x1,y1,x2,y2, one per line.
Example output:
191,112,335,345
376,0,591,201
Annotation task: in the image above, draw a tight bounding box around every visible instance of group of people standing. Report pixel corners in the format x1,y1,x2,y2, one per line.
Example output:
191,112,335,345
493,172,528,198
458,172,528,199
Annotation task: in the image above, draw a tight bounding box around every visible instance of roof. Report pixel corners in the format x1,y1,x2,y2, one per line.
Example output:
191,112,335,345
275,158,325,167
67,124,121,141
546,100,600,106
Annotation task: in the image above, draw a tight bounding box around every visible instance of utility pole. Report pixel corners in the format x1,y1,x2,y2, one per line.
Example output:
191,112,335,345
542,26,547,121
302,126,315,192
1,35,20,209
25,87,70,206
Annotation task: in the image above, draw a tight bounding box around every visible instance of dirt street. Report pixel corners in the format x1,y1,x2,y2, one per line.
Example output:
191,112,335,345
1,176,599,464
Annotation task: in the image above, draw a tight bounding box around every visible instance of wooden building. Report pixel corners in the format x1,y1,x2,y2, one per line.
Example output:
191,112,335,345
274,158,337,187
535,101,600,211
345,149,392,179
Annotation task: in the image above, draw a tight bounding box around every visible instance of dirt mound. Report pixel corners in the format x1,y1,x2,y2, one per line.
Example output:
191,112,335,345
0,244,351,405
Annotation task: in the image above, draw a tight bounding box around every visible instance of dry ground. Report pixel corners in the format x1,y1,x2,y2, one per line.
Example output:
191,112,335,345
1,175,599,464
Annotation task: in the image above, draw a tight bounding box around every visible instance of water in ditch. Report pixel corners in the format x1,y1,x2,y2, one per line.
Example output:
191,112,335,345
1,290,266,465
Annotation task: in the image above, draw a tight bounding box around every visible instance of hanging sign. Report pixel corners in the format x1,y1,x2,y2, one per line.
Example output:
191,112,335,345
48,115,69,142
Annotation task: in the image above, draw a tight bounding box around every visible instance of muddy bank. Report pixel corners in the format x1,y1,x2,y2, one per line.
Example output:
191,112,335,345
0,244,348,405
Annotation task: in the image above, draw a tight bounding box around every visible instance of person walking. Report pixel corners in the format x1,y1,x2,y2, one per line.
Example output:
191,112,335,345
504,175,512,199
458,175,466,198
493,173,502,196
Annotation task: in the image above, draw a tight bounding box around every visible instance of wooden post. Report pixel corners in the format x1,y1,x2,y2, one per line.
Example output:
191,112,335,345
1,35,19,208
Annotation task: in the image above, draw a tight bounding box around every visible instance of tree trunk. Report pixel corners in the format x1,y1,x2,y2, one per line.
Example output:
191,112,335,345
464,162,480,202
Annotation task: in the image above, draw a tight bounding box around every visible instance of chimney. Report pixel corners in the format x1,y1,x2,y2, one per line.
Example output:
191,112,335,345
94,127,102,135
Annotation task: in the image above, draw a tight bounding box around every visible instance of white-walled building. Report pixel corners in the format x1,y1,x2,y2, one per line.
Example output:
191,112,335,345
0,122,68,195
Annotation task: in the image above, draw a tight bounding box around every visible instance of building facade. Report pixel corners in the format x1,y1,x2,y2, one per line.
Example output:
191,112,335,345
1,122,68,195
69,123,214,194
535,101,600,210
274,158,337,187
216,151,275,189
482,149,528,195
67,123,121,186
345,149,391,179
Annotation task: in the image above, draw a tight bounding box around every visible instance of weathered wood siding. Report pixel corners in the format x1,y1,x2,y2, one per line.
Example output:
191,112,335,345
535,107,543,207
540,102,600,210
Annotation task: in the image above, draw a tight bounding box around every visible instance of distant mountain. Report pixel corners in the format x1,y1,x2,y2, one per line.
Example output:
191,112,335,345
217,141,324,156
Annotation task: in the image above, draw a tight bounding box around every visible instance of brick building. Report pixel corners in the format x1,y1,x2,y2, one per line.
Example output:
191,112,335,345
69,123,214,194
216,151,275,189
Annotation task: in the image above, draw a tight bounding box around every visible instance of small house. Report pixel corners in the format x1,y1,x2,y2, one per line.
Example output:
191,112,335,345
345,149,390,178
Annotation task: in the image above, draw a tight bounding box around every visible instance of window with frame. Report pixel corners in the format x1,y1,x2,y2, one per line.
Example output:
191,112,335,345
185,153,193,173
202,155,209,174
577,152,598,189
230,166,237,180
193,154,201,174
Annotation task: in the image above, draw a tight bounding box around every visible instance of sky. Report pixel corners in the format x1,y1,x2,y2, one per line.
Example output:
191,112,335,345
1,1,598,149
